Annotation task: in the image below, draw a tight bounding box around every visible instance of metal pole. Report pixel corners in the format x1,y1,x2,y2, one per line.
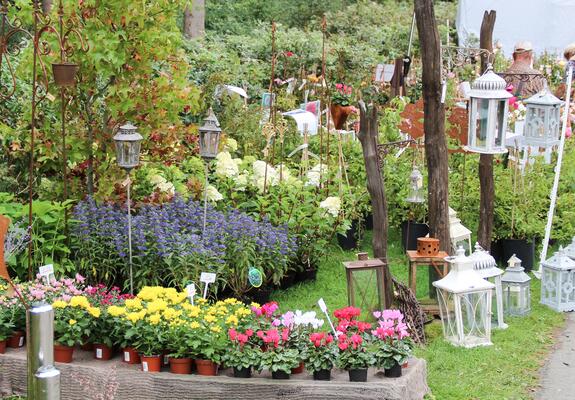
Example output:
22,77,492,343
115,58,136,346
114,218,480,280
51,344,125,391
27,303,60,400
202,162,209,234
407,12,416,58
535,65,574,278
127,171,133,295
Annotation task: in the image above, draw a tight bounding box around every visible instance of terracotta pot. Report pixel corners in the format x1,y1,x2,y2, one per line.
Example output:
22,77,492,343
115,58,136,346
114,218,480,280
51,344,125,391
94,343,113,360
52,63,79,87
402,361,409,369
122,347,141,364
0,340,7,354
141,355,162,372
169,357,192,374
291,362,304,374
417,237,440,256
195,359,218,376
330,104,354,130
54,344,74,363
8,331,25,348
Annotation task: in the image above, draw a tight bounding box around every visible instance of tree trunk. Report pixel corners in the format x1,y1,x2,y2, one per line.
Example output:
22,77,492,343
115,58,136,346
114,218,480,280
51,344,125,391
477,11,496,251
184,0,205,39
42,0,52,15
357,100,393,308
414,0,450,252
183,6,193,39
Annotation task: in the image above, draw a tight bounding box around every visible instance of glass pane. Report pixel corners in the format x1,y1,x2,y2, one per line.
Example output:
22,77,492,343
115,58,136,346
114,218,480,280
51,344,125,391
542,268,559,307
560,270,575,306
494,100,506,147
459,290,492,347
437,289,458,342
474,98,489,148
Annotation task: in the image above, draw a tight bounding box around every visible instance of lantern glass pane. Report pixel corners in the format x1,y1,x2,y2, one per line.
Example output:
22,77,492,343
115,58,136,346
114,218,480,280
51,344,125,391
437,289,458,342
551,107,561,140
560,270,575,305
115,140,140,169
494,100,506,147
200,131,220,159
474,98,490,148
349,269,383,314
541,268,559,306
503,282,530,316
459,291,491,346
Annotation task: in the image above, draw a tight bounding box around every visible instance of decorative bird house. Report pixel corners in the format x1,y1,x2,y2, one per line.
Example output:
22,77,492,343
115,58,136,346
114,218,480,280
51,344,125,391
468,243,507,329
523,89,563,148
448,208,472,254
406,166,425,203
113,123,143,171
465,65,511,154
501,254,531,316
433,246,495,348
199,108,222,160
541,246,575,312
343,255,387,314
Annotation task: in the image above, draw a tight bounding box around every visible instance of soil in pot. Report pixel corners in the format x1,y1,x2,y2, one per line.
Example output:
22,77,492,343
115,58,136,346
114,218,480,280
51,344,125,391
196,359,218,376
272,370,291,380
337,219,362,250
169,357,192,374
122,347,141,364
348,368,368,382
141,355,162,372
0,340,6,354
291,362,304,374
501,238,535,272
8,331,25,348
313,369,331,381
94,343,113,360
384,362,402,378
54,344,74,363
233,366,252,378
401,221,429,251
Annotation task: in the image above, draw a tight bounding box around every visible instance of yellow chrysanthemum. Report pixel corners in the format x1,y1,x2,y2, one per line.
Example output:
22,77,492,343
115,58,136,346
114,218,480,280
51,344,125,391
196,298,207,305
189,321,200,329
88,307,101,318
126,312,142,323
52,300,68,309
166,291,187,305
69,319,77,325
203,314,216,323
250,302,260,309
137,286,163,301
148,313,161,325
235,307,251,317
146,299,168,313
108,306,126,317
210,326,222,333
125,298,142,310
225,315,239,326
224,298,239,305
70,296,90,309
163,308,181,321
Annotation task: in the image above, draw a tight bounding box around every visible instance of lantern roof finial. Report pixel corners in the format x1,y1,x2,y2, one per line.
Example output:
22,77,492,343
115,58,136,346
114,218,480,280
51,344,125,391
502,254,531,284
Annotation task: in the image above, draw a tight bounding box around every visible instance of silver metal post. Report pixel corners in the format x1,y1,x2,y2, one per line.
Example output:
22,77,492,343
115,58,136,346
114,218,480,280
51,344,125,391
127,171,133,295
407,12,416,58
202,162,209,234
27,303,60,400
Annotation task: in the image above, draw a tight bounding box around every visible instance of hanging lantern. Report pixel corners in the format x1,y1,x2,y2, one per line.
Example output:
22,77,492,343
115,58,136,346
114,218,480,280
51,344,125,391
113,123,143,171
433,246,495,348
501,254,531,316
406,166,425,203
468,243,507,329
448,208,472,254
523,89,563,148
465,65,511,154
199,108,222,160
541,246,575,312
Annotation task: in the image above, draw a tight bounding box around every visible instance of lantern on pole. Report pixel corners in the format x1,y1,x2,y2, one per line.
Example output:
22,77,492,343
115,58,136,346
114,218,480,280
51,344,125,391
465,65,511,154
406,166,425,203
433,246,495,348
448,208,472,254
468,243,507,329
501,254,531,316
523,89,563,148
199,109,222,234
541,246,575,312
113,123,143,295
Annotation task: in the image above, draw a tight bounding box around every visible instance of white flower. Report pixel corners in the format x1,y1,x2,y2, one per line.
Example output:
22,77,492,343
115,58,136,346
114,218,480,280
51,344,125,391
206,185,223,202
156,181,175,195
306,163,328,187
319,196,341,217
223,137,238,153
235,172,249,191
252,160,279,192
149,174,167,185
293,310,324,329
215,151,239,178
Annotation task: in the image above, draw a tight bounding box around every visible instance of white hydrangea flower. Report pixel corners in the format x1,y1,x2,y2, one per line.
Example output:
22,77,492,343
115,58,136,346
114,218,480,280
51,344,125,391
149,174,167,185
156,181,175,195
252,160,279,192
235,172,249,191
319,196,341,217
223,137,238,153
305,163,328,187
215,151,239,178
206,185,223,202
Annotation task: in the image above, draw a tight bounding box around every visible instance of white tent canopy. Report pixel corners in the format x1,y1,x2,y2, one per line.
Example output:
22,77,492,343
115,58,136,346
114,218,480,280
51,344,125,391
456,0,575,56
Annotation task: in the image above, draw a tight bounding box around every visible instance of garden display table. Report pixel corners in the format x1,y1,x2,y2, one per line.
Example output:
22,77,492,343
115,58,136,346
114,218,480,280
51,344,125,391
406,250,449,315
0,347,428,400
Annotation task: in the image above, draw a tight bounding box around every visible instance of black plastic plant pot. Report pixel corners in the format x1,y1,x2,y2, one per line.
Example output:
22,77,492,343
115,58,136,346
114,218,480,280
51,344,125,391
337,219,362,250
233,366,252,378
384,362,402,378
401,221,430,251
280,271,296,289
501,238,535,272
272,370,291,380
303,267,317,282
348,368,368,382
249,286,272,304
313,369,331,381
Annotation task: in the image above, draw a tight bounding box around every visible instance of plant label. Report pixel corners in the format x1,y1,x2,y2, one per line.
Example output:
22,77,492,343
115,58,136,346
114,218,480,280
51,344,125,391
124,351,130,362
122,177,131,187
163,355,169,365
317,298,338,336
38,264,54,283
200,272,216,299
142,361,148,372
186,283,196,306
96,348,102,359
19,337,24,347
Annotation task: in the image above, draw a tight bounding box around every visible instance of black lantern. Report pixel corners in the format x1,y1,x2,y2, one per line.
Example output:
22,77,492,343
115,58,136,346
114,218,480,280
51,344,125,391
113,123,143,171
199,108,222,160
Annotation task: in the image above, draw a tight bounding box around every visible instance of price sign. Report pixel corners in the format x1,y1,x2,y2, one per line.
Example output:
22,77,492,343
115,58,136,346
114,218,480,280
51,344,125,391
38,264,55,284
200,272,217,299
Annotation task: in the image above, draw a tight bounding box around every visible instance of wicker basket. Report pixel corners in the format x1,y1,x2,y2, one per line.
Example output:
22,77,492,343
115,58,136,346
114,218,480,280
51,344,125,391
416,237,440,256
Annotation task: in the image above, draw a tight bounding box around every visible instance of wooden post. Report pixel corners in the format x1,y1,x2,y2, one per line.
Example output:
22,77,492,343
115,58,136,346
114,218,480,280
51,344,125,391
477,11,496,251
357,100,393,308
414,0,450,252
390,58,405,98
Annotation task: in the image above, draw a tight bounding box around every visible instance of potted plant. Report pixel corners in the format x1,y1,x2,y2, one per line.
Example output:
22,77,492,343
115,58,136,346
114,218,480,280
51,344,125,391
401,202,429,251
109,299,143,364
331,83,357,129
333,306,373,382
7,301,26,348
166,323,193,374
0,301,15,354
187,318,227,376
371,310,413,378
131,312,166,373
51,297,97,363
258,328,300,379
304,332,337,381
223,328,261,378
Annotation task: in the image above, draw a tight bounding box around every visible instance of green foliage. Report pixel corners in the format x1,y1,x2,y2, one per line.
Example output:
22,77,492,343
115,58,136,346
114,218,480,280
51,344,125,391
260,346,300,374
0,306,16,341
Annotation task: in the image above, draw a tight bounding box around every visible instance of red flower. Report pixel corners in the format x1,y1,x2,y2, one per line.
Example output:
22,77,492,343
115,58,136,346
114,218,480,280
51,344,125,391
229,328,238,341
284,51,294,57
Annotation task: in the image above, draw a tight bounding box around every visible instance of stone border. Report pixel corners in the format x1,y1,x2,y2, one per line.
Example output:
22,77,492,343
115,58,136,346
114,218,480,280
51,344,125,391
0,348,428,400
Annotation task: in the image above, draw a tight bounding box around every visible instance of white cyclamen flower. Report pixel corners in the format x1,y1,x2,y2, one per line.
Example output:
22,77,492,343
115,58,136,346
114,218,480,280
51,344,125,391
319,196,341,217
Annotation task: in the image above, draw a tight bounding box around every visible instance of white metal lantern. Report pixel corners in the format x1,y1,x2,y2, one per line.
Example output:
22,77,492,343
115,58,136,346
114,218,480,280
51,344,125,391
501,254,531,316
465,65,511,154
433,246,495,348
113,122,143,171
468,243,507,329
523,89,563,148
541,246,575,312
406,166,425,203
448,208,472,254
199,108,222,160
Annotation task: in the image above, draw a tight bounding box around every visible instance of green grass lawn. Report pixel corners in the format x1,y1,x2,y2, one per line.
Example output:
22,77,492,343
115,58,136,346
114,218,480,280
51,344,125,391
272,229,565,400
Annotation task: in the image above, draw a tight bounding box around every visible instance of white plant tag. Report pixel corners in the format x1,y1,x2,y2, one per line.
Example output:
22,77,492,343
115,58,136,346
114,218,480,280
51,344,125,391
124,351,130,362
163,354,169,365
186,283,196,306
96,348,102,359
19,337,24,347
200,272,216,299
142,361,148,372
38,264,54,283
317,298,338,336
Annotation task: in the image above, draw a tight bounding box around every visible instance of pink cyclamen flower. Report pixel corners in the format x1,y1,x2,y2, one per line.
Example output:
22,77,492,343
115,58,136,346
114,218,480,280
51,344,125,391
75,273,86,283
335,83,343,90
